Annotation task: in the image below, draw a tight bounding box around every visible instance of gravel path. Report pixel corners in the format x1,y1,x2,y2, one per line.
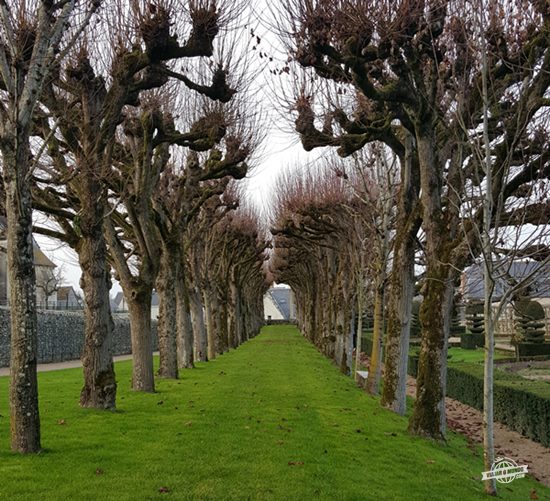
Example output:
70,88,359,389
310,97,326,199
0,353,158,377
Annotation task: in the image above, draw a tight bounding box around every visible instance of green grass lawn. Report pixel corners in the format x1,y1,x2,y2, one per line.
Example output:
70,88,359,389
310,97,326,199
0,325,546,500
447,347,512,364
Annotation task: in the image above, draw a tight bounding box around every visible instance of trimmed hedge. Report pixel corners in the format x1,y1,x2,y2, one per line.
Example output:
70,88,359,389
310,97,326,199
407,359,550,447
460,332,484,349
517,342,550,358
446,363,550,447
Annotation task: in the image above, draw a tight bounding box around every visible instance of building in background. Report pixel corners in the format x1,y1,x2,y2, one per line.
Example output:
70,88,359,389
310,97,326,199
264,286,296,322
111,290,159,319
0,216,58,308
56,286,83,310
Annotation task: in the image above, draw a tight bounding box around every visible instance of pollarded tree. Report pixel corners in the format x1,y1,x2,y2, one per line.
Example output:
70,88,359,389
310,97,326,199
33,0,243,398
276,0,550,440
104,95,243,390
0,0,100,453
152,97,257,376
271,167,373,372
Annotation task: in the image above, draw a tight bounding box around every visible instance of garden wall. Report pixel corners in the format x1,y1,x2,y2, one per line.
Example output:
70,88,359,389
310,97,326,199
0,307,157,368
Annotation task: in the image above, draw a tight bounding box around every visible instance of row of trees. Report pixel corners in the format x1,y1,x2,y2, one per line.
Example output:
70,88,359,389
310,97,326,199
0,0,268,454
271,0,550,495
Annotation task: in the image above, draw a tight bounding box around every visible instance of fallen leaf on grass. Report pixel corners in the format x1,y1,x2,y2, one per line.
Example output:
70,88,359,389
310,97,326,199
288,461,304,466
95,468,104,476
159,487,170,494
530,490,538,500
426,460,435,464
184,421,193,427
57,419,66,425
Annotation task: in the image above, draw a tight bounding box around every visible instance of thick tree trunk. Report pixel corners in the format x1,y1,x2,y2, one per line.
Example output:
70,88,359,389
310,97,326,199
78,229,116,409
156,246,178,378
408,265,452,440
190,286,207,361
408,132,449,440
176,271,194,369
204,290,218,359
380,240,415,414
127,289,155,392
3,143,41,453
380,133,419,413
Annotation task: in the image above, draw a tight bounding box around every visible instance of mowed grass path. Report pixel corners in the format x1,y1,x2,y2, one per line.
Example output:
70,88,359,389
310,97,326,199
0,325,546,500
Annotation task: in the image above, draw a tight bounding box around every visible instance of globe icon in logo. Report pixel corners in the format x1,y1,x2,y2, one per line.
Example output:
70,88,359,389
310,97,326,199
490,457,523,484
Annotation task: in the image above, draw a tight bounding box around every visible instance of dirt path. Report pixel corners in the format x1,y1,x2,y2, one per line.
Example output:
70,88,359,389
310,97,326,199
406,375,550,487
358,352,549,488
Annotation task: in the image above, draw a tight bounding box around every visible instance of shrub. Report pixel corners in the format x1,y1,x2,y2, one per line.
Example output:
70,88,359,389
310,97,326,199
446,363,550,447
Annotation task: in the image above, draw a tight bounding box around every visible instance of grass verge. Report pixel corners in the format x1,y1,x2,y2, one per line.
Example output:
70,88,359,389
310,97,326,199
0,325,546,500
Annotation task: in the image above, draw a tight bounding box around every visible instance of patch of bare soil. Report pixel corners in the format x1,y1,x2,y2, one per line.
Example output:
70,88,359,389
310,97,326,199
356,352,550,487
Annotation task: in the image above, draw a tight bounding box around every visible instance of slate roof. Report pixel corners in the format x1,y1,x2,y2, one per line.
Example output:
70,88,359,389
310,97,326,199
111,290,159,309
462,260,550,301
32,244,56,268
269,288,292,320
0,233,56,268
57,286,77,302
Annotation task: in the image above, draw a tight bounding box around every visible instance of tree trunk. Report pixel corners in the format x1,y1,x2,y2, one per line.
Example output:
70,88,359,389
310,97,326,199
408,132,449,441
381,134,420,414
217,295,229,354
156,246,178,378
78,229,117,409
204,290,218,360
190,286,207,361
176,270,194,369
408,265,453,440
367,280,384,394
381,218,418,414
354,282,363,375
3,141,41,453
127,289,155,392
228,280,240,349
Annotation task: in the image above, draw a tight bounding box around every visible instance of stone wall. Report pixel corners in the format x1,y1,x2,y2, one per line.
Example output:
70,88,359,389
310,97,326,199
0,307,157,368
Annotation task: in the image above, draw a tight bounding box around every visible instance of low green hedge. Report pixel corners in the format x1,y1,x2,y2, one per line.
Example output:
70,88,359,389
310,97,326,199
408,359,550,447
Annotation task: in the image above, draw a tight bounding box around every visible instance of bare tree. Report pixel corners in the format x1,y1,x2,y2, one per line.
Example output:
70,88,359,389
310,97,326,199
36,263,64,309
0,0,99,452
274,0,549,441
